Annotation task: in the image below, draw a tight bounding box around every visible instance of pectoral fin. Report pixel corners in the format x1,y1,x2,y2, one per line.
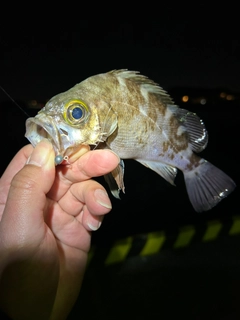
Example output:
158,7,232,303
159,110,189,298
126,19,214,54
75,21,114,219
136,159,177,185
104,159,125,199
168,105,208,153
97,101,118,140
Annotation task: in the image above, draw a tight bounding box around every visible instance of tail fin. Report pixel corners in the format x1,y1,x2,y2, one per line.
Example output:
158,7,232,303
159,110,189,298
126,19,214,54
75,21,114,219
184,159,236,212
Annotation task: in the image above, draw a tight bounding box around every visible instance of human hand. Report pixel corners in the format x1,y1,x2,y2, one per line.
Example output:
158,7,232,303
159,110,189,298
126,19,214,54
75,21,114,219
0,140,119,320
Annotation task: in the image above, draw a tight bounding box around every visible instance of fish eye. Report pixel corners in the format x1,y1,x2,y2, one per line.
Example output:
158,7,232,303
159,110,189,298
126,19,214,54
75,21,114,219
72,107,83,119
63,100,89,126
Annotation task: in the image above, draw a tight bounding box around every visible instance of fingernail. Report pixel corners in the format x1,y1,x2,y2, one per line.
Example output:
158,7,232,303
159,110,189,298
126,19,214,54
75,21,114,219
94,189,112,209
69,145,90,163
27,139,54,168
87,216,103,231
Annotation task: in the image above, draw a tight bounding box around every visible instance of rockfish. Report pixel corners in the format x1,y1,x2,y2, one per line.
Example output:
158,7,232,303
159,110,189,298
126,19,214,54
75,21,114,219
25,70,236,212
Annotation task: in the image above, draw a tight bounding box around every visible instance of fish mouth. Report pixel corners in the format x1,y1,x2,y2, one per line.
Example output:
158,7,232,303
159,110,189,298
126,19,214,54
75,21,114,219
25,113,62,156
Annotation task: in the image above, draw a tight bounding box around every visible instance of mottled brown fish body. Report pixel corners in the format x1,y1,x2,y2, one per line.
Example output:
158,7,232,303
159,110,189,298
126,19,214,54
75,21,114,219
25,70,236,212
75,72,194,167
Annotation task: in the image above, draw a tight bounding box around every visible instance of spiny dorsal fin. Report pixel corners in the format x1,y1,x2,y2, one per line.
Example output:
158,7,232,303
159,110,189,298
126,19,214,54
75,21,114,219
109,69,175,105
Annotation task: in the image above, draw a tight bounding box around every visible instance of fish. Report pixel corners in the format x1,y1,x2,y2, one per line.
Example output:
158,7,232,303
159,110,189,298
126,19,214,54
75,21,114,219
25,69,236,212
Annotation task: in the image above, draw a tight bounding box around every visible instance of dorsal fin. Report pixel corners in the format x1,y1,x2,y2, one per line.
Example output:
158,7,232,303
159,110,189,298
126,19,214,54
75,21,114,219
109,69,175,105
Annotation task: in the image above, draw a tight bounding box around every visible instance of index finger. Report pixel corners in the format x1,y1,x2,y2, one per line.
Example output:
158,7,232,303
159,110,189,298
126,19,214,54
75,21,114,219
47,149,120,201
58,149,120,183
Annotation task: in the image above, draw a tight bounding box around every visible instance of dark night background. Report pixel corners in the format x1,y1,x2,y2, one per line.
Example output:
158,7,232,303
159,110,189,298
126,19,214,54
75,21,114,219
1,4,240,319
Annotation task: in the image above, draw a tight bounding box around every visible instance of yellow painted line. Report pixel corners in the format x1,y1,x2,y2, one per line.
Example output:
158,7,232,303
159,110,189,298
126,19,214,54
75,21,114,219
202,220,222,242
229,216,240,235
89,216,240,267
174,226,196,248
105,237,132,265
140,232,166,256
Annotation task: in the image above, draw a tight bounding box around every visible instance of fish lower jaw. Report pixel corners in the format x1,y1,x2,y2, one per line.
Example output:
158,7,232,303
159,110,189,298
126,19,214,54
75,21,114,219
27,131,60,154
25,118,61,154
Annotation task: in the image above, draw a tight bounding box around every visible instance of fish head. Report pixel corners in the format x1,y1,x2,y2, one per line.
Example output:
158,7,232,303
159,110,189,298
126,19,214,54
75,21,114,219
25,88,117,163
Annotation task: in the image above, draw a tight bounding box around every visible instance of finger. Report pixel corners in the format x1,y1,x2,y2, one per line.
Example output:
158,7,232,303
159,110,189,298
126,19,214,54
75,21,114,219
81,206,105,232
58,179,112,216
59,149,120,183
58,180,112,230
73,182,112,232
0,144,33,219
67,144,90,163
0,144,33,192
48,149,119,201
0,140,55,245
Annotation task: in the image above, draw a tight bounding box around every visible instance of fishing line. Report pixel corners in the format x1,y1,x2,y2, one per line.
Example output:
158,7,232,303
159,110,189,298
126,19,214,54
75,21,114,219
0,85,30,117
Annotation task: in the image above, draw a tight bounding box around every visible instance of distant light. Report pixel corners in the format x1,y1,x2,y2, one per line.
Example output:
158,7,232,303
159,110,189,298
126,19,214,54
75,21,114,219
226,94,234,101
220,92,226,98
30,99,37,106
182,95,189,102
200,98,206,105
27,99,44,109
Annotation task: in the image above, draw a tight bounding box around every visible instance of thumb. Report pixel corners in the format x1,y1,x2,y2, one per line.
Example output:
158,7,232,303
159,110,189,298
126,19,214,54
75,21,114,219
1,140,55,244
